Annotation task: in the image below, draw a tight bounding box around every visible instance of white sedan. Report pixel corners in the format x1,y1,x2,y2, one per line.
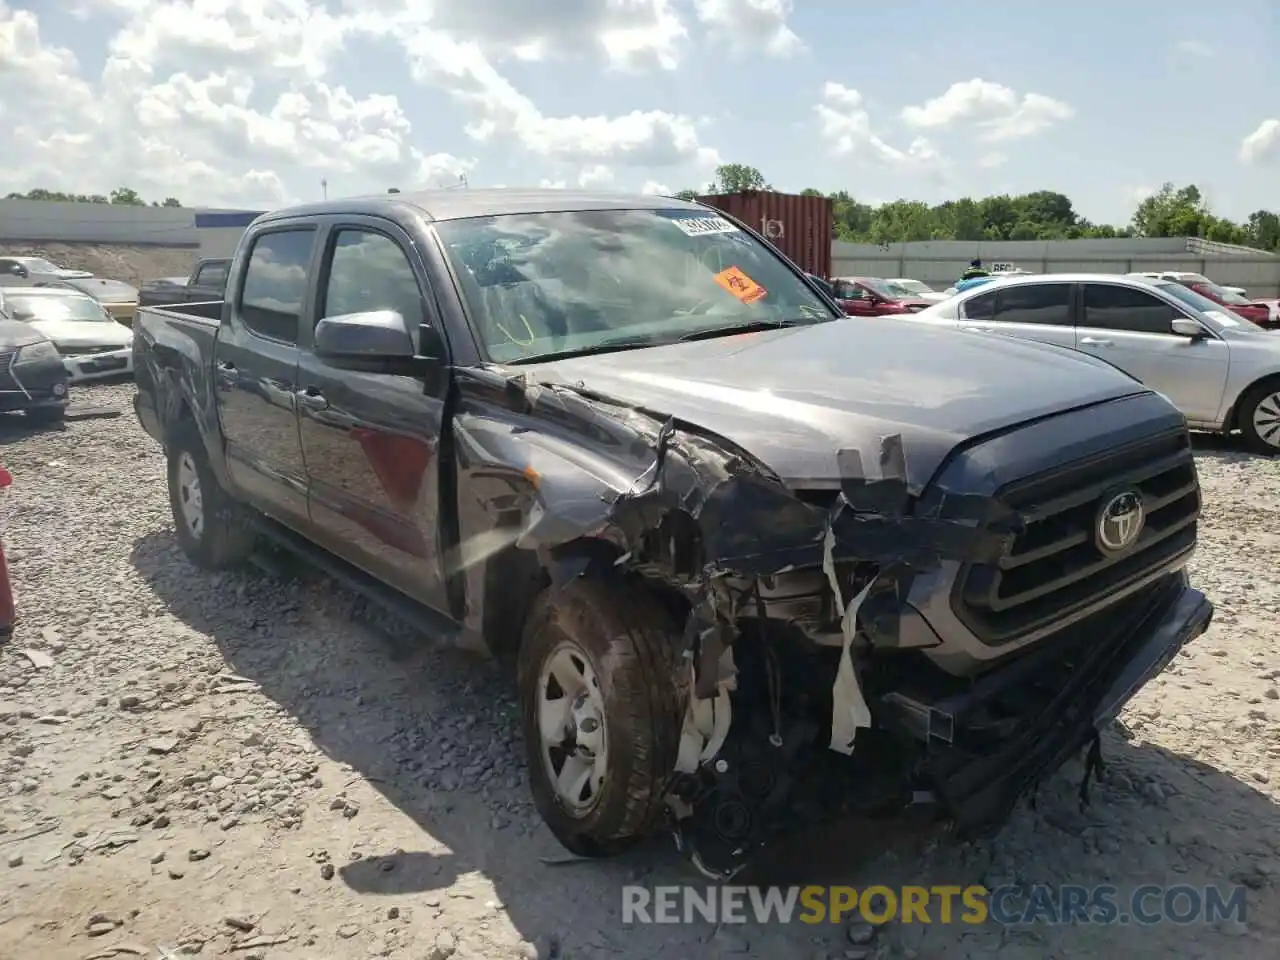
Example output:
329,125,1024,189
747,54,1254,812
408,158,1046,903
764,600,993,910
1,287,132,382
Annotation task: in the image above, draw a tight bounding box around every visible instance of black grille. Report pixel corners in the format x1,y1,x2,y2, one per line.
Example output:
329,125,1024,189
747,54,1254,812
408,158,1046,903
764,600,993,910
954,428,1200,644
55,344,117,356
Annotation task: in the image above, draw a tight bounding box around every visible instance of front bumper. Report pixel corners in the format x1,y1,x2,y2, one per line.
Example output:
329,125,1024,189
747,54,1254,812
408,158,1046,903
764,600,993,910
0,354,70,412
62,347,133,382
884,573,1212,833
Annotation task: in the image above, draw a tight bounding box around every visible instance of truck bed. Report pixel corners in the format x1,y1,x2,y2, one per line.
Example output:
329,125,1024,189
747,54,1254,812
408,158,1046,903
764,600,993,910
132,301,224,445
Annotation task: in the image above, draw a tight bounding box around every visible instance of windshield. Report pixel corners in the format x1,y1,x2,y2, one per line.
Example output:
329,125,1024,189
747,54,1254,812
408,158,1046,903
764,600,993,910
16,257,59,273
893,279,930,294
860,278,913,299
62,277,138,302
1196,281,1251,305
434,208,836,364
5,292,111,322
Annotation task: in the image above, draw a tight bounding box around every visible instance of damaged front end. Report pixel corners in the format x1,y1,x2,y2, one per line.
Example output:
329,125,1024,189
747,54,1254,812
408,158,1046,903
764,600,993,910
449,370,1213,879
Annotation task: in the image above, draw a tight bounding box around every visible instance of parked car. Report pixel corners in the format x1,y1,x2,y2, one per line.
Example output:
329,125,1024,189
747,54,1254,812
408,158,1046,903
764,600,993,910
133,189,1212,878
58,277,140,326
0,255,93,284
885,278,949,303
2,287,133,382
897,273,1280,453
1127,272,1273,328
830,276,934,315
0,464,13,641
0,317,70,421
138,258,231,310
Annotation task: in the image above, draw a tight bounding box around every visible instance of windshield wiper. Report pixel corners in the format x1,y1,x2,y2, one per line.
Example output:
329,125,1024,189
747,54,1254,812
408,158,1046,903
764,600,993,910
676,317,820,342
503,335,660,365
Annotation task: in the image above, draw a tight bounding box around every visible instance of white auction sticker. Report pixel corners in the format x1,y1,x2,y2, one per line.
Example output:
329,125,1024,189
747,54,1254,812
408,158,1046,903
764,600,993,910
670,216,740,237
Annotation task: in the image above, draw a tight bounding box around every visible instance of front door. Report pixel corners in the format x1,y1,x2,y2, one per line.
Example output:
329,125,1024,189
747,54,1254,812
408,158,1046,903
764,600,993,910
216,227,317,528
296,220,451,613
1076,282,1230,425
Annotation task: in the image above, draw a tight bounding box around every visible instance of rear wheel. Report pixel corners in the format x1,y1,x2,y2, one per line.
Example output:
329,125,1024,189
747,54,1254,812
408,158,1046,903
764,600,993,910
1238,381,1280,455
166,419,256,569
518,579,686,857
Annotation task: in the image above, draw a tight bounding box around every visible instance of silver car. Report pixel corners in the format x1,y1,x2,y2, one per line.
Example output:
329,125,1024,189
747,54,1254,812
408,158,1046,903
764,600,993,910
896,273,1280,453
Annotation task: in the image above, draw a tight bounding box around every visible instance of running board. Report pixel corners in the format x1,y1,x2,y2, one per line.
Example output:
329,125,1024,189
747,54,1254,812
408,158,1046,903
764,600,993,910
245,513,484,652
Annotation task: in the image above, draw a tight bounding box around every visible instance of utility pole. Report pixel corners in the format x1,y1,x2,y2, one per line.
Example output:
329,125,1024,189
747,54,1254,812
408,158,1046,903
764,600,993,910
320,178,328,200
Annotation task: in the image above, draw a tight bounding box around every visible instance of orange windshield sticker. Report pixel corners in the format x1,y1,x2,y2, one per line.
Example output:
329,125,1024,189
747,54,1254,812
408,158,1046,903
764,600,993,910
714,266,767,304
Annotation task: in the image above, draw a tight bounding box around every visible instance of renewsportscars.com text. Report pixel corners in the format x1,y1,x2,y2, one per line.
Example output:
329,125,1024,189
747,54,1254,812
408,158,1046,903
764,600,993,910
622,884,1248,926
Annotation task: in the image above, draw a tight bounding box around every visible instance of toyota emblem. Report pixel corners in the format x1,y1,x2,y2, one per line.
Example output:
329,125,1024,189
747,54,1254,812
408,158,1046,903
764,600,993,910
1095,489,1145,554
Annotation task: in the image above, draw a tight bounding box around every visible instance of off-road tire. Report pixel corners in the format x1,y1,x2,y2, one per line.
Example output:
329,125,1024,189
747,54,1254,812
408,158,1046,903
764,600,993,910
518,578,688,858
1238,379,1280,456
25,405,66,424
166,418,256,569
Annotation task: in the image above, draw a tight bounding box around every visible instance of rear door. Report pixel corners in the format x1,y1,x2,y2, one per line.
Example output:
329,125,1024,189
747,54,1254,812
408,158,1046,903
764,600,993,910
214,226,317,528
1075,281,1230,424
955,281,1077,349
296,218,452,612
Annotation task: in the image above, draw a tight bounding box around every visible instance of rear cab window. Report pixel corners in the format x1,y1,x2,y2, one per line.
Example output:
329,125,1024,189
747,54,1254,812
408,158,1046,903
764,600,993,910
195,261,229,290
238,230,316,344
1082,284,1178,334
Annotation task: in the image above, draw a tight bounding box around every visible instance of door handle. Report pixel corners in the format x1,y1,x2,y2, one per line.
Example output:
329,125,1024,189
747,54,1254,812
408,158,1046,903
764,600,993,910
1079,337,1112,346
296,388,329,412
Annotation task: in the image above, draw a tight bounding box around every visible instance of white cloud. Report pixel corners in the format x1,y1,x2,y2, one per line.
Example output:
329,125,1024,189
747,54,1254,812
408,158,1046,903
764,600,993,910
1122,184,1156,206
977,152,1008,169
1240,119,1280,165
815,82,944,173
577,164,615,187
540,179,568,189
640,180,672,195
692,0,801,56
900,78,1075,141
0,0,724,205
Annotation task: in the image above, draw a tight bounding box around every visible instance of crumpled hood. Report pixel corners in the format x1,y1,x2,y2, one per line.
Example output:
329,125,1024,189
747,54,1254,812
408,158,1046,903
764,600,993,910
29,319,132,350
516,318,1147,491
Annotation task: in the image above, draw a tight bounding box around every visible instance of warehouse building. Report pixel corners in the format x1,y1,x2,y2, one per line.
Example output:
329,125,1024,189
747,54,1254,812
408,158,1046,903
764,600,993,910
832,236,1280,298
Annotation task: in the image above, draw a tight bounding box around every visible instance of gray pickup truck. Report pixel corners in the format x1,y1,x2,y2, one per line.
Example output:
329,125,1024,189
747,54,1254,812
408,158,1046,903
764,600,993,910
137,257,231,310
133,189,1213,877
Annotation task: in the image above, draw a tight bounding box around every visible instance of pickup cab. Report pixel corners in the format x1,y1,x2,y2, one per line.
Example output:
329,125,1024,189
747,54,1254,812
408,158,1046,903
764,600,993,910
132,189,1213,878
137,258,231,310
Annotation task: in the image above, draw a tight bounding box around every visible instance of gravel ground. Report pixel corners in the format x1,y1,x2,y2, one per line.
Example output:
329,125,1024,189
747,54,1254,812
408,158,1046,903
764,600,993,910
1,382,1278,960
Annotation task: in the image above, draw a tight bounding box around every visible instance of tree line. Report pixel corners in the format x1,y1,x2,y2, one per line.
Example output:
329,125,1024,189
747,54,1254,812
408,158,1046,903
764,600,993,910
5,187,182,208
676,164,1280,253
8,171,1280,253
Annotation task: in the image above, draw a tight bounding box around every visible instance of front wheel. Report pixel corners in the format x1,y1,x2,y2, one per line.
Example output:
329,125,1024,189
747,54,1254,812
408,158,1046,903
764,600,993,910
518,579,686,858
1238,381,1280,455
166,419,256,569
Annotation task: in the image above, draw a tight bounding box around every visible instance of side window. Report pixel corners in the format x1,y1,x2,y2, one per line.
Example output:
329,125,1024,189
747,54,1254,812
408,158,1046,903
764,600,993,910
833,280,863,299
1082,284,1177,334
239,230,315,343
961,290,996,321
991,284,1071,325
320,230,424,327
195,261,229,290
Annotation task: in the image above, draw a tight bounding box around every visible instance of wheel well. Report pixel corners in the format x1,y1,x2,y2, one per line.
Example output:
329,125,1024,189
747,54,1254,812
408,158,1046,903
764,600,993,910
482,537,693,666
1231,374,1280,430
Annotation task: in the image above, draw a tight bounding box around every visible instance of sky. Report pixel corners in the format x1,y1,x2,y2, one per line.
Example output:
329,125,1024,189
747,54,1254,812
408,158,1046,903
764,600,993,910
1,0,1278,225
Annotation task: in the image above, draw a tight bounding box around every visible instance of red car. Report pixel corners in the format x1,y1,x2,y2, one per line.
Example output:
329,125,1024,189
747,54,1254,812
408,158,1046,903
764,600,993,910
830,277,934,317
0,465,13,641
1143,272,1274,327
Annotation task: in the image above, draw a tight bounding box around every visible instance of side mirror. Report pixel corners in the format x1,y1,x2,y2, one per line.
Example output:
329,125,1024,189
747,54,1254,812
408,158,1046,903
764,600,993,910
314,310,432,375
1171,317,1207,339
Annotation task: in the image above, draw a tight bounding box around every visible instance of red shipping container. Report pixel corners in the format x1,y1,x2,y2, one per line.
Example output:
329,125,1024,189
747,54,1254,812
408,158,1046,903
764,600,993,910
693,191,833,279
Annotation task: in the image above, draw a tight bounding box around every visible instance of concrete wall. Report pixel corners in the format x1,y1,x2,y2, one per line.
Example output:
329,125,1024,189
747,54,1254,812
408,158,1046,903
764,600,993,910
833,239,1280,298
0,200,267,253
